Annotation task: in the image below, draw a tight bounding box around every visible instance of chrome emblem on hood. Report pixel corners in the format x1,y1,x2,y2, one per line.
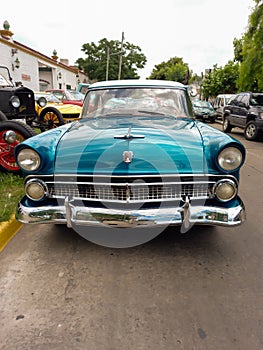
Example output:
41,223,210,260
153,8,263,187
123,151,134,163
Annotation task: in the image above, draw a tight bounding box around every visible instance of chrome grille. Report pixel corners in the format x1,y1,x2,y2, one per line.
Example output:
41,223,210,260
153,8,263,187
45,178,215,203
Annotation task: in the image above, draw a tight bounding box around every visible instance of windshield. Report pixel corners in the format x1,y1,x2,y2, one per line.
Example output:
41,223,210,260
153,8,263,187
0,66,13,87
193,100,213,108
66,90,84,101
35,93,61,103
251,94,263,106
82,87,192,119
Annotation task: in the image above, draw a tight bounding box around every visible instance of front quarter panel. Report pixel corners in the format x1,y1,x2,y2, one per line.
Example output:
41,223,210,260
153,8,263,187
196,122,246,177
14,123,72,175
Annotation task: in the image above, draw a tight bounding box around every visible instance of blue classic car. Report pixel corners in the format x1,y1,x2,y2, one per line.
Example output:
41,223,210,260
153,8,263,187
15,80,246,241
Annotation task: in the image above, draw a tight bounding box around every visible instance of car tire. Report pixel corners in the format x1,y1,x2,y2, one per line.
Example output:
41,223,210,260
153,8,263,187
222,116,232,133
245,121,258,141
39,107,64,131
0,111,8,122
0,120,35,174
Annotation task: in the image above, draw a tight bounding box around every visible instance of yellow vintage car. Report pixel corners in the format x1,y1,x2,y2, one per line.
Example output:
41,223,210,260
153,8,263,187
34,91,82,130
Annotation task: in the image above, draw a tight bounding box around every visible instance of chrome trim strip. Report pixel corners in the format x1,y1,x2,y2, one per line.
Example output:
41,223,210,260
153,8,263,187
25,174,239,180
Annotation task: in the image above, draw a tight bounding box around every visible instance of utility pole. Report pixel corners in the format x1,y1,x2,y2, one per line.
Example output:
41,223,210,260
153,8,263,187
106,46,110,80
118,32,125,80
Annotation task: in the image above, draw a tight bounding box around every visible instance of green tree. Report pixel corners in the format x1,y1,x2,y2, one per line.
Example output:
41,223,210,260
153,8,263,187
148,57,191,84
237,1,263,91
76,38,147,81
233,37,244,63
202,61,239,98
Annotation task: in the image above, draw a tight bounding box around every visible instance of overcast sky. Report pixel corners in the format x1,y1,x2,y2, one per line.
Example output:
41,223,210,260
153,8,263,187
1,0,255,78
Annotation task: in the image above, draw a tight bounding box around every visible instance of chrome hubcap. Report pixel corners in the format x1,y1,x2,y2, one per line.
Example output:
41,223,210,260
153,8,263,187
246,124,256,137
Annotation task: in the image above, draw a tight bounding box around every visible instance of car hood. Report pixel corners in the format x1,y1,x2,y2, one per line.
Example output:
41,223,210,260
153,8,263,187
54,117,206,175
47,102,82,113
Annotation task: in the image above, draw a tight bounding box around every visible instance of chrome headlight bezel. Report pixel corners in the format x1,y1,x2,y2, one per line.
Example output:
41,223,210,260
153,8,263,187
217,146,243,172
10,95,21,108
25,179,48,201
213,179,237,202
17,148,41,172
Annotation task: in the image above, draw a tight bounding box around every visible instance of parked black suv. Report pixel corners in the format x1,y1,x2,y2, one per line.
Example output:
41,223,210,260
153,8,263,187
222,92,263,141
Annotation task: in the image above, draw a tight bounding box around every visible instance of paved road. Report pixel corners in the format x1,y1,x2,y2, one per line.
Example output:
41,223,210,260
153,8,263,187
0,123,262,350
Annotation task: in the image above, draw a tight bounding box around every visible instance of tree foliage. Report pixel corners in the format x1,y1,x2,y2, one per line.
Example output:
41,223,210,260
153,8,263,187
237,1,263,91
202,61,239,98
233,37,244,63
76,38,147,81
148,57,190,84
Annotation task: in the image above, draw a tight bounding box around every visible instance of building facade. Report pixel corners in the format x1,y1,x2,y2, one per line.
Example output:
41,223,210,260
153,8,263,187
0,21,89,91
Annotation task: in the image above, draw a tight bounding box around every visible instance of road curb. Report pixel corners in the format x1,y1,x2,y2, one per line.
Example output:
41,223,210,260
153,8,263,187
0,214,23,252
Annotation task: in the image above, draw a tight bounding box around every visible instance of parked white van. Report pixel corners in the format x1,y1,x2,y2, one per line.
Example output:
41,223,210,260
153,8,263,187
213,94,235,120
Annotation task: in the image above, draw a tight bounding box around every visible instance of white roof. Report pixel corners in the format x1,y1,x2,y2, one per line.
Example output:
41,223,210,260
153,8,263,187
89,79,185,89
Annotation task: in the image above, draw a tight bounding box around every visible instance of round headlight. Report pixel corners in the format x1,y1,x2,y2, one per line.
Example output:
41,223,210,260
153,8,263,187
10,95,20,108
17,148,41,171
25,179,48,201
3,130,17,144
213,179,237,201
218,147,243,171
37,96,47,108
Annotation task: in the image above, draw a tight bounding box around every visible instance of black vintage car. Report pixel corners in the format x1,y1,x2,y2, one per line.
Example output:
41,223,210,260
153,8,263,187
222,92,263,141
0,65,36,174
0,65,47,124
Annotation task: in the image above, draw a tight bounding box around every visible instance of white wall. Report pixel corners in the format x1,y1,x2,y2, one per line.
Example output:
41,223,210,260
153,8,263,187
0,39,88,91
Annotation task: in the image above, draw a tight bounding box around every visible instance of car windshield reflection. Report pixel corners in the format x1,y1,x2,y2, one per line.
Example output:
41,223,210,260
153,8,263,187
82,87,190,119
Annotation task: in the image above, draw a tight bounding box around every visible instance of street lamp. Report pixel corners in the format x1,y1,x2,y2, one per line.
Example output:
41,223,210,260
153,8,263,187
14,57,20,69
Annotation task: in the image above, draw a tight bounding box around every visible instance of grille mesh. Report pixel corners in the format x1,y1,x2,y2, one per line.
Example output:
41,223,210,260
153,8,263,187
46,180,214,203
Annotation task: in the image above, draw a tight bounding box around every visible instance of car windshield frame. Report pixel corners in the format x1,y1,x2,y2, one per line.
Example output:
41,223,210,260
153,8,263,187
35,92,61,103
82,87,192,119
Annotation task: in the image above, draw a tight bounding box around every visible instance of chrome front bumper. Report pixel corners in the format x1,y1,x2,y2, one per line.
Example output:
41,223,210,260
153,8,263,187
16,196,246,228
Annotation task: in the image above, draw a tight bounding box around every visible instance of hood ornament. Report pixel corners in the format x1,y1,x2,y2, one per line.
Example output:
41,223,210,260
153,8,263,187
114,126,145,139
123,150,134,163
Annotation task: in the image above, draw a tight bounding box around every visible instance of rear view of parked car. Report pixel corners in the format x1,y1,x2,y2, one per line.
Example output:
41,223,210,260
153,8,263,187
222,92,263,140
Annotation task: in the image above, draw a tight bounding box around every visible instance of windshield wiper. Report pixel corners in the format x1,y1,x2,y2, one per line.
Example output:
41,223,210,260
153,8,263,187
137,110,166,116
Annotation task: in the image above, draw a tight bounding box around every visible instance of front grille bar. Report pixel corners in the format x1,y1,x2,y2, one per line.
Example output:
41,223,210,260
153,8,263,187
45,180,214,203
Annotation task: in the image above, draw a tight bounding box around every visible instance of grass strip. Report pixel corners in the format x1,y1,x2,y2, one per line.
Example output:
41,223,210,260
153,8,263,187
0,173,24,222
